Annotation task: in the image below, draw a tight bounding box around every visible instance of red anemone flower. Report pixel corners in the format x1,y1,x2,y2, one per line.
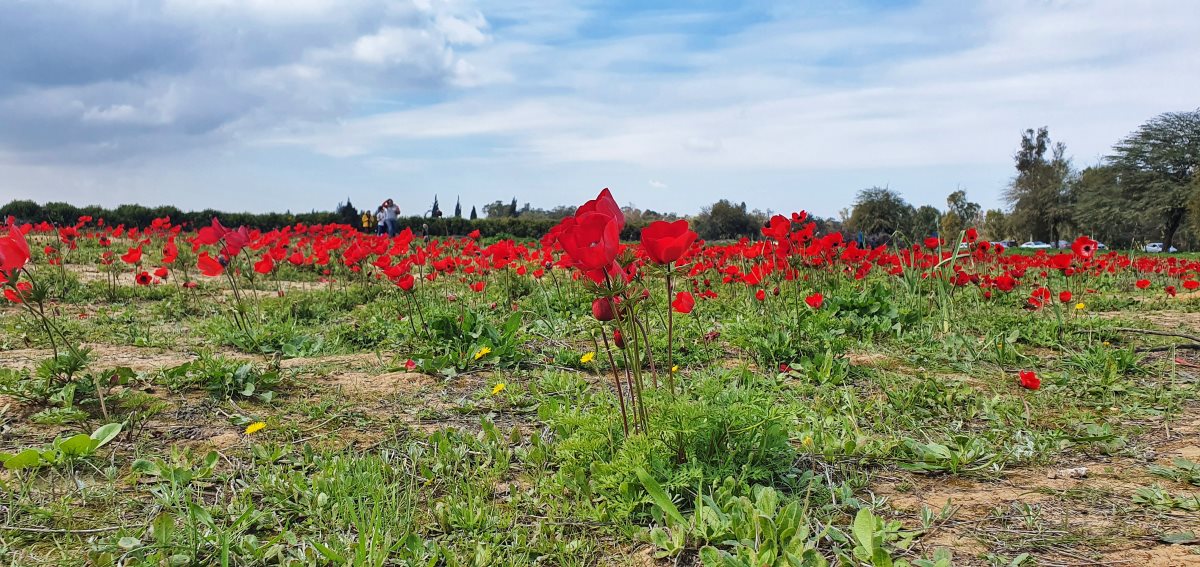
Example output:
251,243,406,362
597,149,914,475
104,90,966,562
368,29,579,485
1135,279,1151,290
558,212,621,271
1018,370,1041,390
671,291,695,314
1058,290,1072,303
198,252,224,277
805,292,824,309
253,254,274,275
135,271,152,286
120,246,143,265
640,219,698,265
0,223,31,282
1071,236,1098,260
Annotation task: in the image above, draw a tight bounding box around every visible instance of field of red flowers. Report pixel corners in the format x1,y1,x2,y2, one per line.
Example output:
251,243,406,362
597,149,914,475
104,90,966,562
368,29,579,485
2,189,1199,565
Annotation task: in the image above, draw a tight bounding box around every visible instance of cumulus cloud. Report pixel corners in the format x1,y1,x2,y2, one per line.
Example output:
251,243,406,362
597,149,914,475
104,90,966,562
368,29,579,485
1,0,1198,216
0,0,492,163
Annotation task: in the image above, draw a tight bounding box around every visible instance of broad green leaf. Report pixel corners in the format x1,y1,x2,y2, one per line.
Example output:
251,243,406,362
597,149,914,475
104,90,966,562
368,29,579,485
698,546,724,567
635,467,686,527
58,433,96,456
131,459,161,476
853,508,877,554
90,423,123,448
4,448,42,470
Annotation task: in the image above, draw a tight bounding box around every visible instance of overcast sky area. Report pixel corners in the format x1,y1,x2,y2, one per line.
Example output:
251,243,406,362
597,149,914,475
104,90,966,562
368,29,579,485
1,0,1197,218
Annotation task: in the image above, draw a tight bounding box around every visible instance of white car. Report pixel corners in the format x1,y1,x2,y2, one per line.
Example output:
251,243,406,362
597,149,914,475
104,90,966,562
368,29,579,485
1145,243,1178,253
1020,241,1053,249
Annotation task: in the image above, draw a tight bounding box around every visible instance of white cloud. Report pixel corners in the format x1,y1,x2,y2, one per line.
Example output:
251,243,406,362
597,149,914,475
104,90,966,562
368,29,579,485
648,180,667,189
2,0,1199,216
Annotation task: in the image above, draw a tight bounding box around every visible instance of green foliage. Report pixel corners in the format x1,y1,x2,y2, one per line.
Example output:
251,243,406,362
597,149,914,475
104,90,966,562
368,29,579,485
1,423,122,470
1109,108,1200,250
1004,126,1074,243
846,187,914,242
1149,458,1200,487
417,309,525,374
691,199,765,240
158,357,280,402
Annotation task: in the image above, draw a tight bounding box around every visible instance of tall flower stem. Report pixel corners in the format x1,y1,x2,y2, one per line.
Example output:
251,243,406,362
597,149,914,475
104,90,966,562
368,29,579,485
665,267,675,395
598,330,630,436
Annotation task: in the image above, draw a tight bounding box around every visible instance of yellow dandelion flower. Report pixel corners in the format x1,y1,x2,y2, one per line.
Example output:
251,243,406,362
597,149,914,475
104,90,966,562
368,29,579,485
491,383,506,395
244,421,266,435
580,352,595,364
1074,302,1086,311
801,435,813,447
671,365,679,373
474,346,492,360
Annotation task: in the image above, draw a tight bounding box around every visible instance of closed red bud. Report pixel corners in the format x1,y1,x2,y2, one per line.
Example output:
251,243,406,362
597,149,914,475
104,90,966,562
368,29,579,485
613,329,625,349
592,297,616,321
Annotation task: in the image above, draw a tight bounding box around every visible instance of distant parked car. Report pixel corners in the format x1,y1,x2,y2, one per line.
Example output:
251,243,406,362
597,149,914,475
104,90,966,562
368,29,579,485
1145,242,1178,253
1020,241,1053,249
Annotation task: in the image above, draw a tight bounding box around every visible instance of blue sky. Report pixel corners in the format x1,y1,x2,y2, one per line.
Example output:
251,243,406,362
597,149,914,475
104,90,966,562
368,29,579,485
1,0,1197,218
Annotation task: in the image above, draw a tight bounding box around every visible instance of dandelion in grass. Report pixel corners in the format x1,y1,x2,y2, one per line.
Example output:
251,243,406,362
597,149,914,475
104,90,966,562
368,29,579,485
1075,302,1086,311
671,364,678,373
244,421,266,435
474,346,492,360
491,383,506,395
580,351,595,364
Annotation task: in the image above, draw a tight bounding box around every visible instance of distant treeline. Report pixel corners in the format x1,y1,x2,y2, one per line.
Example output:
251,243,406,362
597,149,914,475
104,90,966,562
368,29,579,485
0,199,652,240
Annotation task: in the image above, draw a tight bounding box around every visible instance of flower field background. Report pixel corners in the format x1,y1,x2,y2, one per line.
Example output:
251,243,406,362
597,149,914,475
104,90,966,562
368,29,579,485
1,189,1199,566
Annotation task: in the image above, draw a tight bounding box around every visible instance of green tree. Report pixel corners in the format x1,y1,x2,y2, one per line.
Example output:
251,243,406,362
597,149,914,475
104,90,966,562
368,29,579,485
482,200,510,218
509,197,519,217
0,199,43,222
911,205,941,239
941,190,981,239
454,197,462,218
1072,164,1142,248
1108,109,1200,251
691,199,763,240
982,209,1010,242
469,206,478,220
845,187,915,243
1004,127,1074,243
336,199,358,226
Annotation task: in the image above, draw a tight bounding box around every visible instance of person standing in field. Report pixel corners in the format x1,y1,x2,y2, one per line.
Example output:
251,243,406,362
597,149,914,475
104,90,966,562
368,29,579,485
381,199,400,237
375,206,386,235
